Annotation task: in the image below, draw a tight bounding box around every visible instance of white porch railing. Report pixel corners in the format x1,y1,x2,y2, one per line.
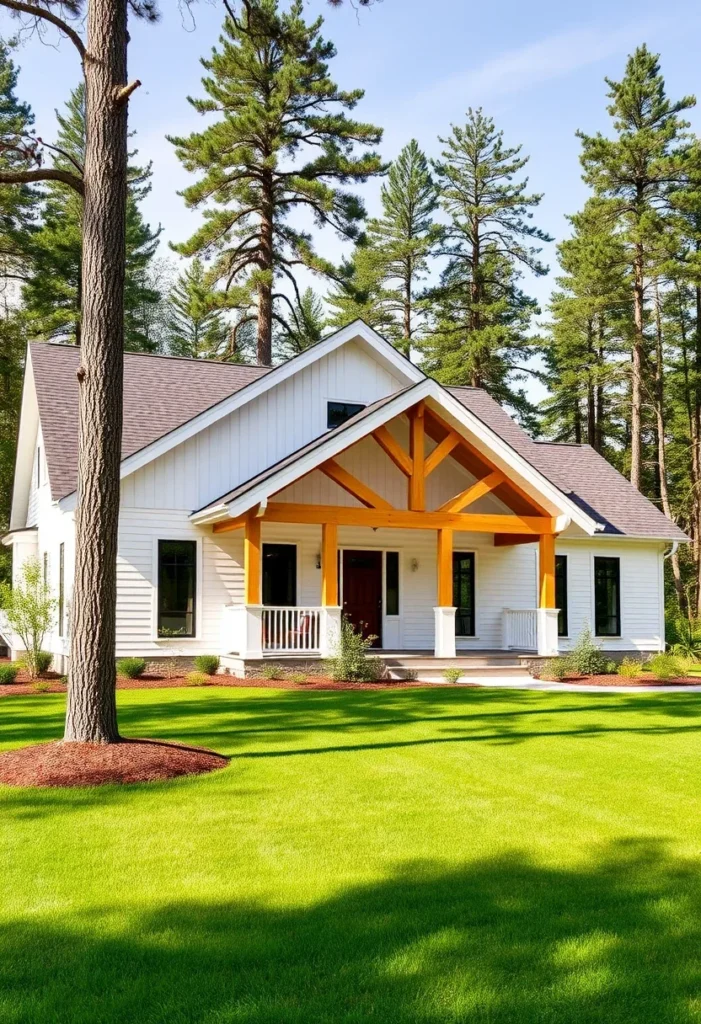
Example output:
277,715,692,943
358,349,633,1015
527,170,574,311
502,609,538,652
262,607,321,653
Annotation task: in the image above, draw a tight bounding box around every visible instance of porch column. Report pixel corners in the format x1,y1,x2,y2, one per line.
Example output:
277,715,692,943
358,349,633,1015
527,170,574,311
434,527,456,658
537,533,558,657
241,512,262,658
320,522,342,656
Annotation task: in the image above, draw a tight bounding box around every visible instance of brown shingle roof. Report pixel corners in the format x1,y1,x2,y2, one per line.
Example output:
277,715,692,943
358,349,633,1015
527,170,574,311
30,342,270,501
448,385,687,541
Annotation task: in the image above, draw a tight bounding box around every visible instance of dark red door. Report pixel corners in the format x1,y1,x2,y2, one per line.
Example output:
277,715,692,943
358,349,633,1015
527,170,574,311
342,549,383,648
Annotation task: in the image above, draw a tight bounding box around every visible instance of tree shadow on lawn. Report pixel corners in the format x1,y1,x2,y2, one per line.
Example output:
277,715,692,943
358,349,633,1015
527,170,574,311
2,838,700,1024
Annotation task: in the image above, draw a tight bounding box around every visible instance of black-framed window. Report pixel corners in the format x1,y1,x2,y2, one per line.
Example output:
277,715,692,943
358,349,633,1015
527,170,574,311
58,543,65,638
158,540,196,637
263,544,296,606
453,552,475,637
385,551,399,616
555,555,568,637
594,556,620,637
327,401,365,430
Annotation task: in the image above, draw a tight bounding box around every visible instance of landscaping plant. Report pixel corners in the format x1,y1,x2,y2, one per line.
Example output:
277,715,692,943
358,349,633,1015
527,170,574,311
260,663,284,681
541,658,568,681
443,668,462,684
0,663,19,685
326,619,383,682
567,625,611,676
617,657,644,679
289,672,308,684
194,655,220,676
116,658,146,680
647,653,681,680
185,671,212,687
0,557,56,679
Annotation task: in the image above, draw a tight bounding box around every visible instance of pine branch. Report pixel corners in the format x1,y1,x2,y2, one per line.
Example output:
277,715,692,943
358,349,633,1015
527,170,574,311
0,0,86,59
0,166,83,194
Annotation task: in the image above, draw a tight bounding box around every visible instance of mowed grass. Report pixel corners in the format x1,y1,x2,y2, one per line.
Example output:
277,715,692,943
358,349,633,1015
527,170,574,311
2,685,701,1024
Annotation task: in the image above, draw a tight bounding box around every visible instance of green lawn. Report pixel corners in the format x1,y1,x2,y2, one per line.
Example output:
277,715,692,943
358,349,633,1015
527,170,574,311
2,685,701,1024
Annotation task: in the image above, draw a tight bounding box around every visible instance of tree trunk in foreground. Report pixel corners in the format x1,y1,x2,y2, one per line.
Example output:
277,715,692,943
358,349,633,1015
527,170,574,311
64,0,128,742
630,243,645,492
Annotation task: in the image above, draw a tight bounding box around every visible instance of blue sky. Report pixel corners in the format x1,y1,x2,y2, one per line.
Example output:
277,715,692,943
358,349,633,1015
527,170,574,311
3,0,701,363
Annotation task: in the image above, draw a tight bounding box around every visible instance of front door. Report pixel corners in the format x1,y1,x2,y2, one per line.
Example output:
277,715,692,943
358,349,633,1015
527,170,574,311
342,549,383,647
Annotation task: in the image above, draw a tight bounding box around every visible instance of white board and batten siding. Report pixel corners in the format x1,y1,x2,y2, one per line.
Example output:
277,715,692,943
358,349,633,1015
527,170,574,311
120,341,405,513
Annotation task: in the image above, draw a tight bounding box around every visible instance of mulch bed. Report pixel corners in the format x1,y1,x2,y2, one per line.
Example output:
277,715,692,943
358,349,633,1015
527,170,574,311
539,674,701,687
0,738,229,788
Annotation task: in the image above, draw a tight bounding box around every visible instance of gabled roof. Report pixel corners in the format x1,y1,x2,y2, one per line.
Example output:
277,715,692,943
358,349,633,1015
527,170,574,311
26,321,688,543
30,343,270,501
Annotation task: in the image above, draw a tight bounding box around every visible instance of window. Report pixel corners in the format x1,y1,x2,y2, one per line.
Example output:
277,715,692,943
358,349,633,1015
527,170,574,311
385,551,399,616
262,544,296,606
58,543,65,638
594,556,620,637
327,401,365,430
157,540,196,637
555,555,568,637
453,552,475,637
36,446,41,488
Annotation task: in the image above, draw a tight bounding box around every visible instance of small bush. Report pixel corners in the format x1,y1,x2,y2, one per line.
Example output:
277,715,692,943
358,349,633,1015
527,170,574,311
260,662,283,681
647,653,681,680
326,618,382,682
541,658,568,681
32,680,51,693
36,650,53,675
443,667,462,684
194,654,220,676
667,614,701,660
288,671,308,684
402,669,419,682
58,676,68,686
116,657,146,680
186,671,212,686
617,657,644,679
0,663,19,685
568,625,610,675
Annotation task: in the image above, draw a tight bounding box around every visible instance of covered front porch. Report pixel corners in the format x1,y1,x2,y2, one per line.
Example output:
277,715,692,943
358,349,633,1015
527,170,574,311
199,392,569,665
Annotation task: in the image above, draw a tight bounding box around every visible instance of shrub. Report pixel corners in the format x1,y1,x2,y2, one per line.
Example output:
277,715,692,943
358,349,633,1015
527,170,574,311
617,657,644,679
260,662,283,680
32,680,51,693
0,557,56,679
541,658,567,681
288,671,307,684
667,614,701,660
443,667,462,684
194,654,220,676
568,625,610,676
35,651,52,675
116,657,146,680
325,618,383,682
647,653,681,680
0,663,19,685
186,671,212,686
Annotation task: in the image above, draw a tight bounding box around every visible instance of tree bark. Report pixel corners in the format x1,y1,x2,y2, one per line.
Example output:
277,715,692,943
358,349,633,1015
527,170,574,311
595,317,605,453
630,241,645,491
256,172,274,366
64,0,129,743
586,318,596,447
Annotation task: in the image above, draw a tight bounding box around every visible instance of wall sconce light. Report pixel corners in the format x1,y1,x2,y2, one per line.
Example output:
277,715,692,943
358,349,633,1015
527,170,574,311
315,553,321,569
410,558,419,573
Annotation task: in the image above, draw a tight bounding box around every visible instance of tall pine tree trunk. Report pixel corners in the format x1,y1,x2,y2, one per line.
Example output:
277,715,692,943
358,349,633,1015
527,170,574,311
469,220,481,387
64,0,128,743
630,241,645,491
653,279,685,611
402,258,412,358
256,173,274,366
595,317,605,453
586,319,596,446
695,281,701,617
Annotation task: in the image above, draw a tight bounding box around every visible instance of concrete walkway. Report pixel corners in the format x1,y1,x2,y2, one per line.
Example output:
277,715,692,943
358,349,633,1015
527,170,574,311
423,676,701,694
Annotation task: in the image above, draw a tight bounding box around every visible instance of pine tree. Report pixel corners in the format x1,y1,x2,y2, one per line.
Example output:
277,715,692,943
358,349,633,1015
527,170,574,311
166,258,230,359
541,200,631,457
422,109,550,421
360,139,440,355
170,0,384,366
23,84,161,350
0,41,37,283
325,247,397,335
274,286,324,358
578,45,695,491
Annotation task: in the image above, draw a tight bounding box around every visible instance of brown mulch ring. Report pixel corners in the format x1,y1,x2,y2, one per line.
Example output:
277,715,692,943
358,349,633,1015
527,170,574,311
539,674,701,687
0,738,229,788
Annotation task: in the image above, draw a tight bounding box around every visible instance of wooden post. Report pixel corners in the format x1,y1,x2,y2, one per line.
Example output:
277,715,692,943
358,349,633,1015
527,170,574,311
437,527,453,607
244,512,261,605
321,522,338,606
408,401,425,511
538,533,556,608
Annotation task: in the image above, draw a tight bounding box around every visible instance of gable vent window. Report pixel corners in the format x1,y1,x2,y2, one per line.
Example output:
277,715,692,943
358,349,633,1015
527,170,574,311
327,401,365,430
